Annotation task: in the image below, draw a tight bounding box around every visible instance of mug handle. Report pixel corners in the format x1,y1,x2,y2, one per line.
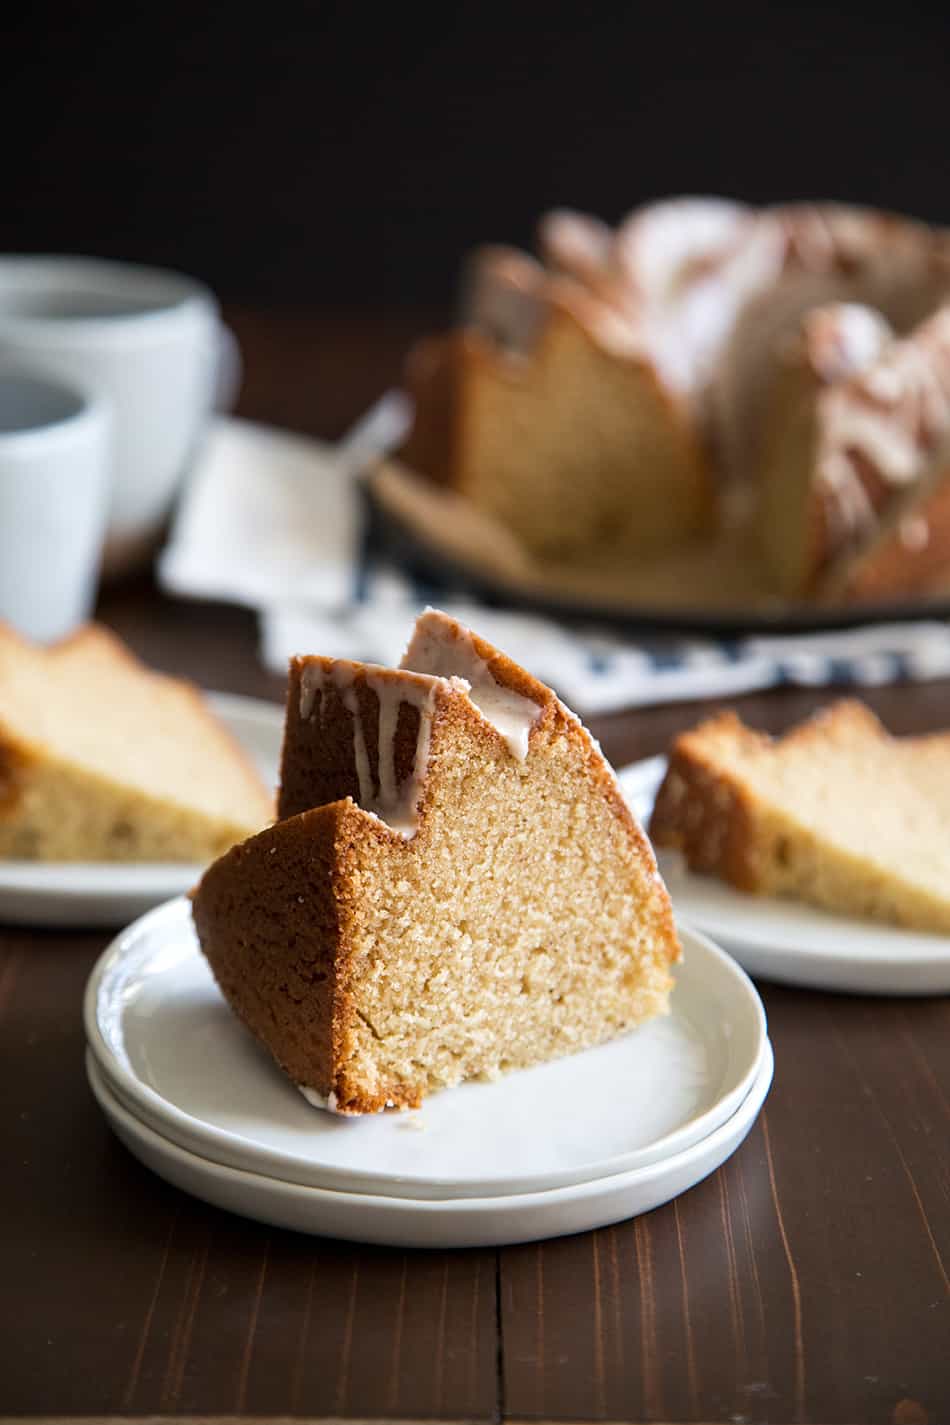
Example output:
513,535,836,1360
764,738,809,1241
213,322,243,413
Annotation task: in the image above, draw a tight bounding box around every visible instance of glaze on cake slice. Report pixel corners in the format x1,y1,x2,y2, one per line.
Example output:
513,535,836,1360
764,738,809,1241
193,610,680,1114
757,303,950,597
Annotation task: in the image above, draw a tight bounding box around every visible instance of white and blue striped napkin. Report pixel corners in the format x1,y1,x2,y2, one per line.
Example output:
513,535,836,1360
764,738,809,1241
160,405,950,714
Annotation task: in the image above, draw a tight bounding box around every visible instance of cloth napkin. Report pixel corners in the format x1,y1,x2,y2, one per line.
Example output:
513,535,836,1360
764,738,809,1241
159,406,950,714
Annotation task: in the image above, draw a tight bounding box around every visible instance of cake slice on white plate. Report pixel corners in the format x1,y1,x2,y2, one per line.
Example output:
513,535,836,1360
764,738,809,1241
193,609,681,1114
0,622,273,861
650,699,950,933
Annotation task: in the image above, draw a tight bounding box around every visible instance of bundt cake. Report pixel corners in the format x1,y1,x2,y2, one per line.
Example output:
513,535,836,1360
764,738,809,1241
0,622,273,861
192,609,680,1114
649,699,950,933
396,198,950,607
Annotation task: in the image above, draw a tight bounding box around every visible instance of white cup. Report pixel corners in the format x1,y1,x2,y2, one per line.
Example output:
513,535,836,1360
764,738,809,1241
0,257,239,576
0,368,111,642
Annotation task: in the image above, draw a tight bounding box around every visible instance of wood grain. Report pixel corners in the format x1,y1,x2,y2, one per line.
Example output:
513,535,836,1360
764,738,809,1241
500,986,950,1424
1,311,949,1424
0,934,496,1417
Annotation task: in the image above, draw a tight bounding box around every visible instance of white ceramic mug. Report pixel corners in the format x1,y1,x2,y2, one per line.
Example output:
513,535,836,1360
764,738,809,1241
0,368,111,642
0,257,239,576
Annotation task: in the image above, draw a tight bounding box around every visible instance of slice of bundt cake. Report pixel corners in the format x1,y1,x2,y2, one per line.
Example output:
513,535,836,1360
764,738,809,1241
649,700,950,933
0,622,273,861
397,246,713,562
540,197,784,419
193,610,681,1114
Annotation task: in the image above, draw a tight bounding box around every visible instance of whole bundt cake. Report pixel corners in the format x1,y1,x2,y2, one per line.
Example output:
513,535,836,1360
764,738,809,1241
396,198,950,606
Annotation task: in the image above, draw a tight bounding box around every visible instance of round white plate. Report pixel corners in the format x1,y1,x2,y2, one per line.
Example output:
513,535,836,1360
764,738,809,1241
0,692,282,928
88,1040,773,1248
86,896,767,1200
619,756,950,996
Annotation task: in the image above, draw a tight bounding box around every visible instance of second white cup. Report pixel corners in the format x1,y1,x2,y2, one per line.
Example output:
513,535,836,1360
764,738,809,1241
0,368,111,643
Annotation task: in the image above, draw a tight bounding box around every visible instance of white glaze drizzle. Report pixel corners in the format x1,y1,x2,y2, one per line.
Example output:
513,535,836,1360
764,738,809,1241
298,661,442,836
297,1083,398,1116
529,200,950,417
539,208,614,283
401,612,542,762
613,198,754,302
816,305,950,539
541,200,788,398
796,302,893,384
341,681,373,806
900,514,930,552
298,1084,341,1113
461,244,696,391
298,667,321,721
532,199,786,397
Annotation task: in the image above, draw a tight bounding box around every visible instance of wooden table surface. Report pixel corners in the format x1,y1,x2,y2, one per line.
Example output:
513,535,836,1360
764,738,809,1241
1,310,948,1425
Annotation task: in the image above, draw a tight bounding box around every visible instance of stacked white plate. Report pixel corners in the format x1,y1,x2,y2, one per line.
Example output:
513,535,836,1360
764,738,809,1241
73,687,950,1244
58,689,771,1245
85,896,772,1248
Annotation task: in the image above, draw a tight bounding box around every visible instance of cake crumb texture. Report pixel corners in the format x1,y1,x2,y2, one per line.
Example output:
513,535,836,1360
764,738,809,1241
0,622,273,861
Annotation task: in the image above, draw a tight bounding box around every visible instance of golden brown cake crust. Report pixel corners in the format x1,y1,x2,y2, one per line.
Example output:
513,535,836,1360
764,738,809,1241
194,799,437,1115
647,700,950,933
649,701,897,891
649,712,764,890
194,800,361,1111
397,333,460,491
395,256,714,560
0,737,28,815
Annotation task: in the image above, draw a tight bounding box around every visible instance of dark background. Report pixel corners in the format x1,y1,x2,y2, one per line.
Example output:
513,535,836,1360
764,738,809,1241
5,3,950,312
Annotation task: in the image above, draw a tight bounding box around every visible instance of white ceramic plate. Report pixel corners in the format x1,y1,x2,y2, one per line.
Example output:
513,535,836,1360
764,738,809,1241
88,1040,773,1248
619,756,950,996
85,895,767,1200
0,692,283,928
